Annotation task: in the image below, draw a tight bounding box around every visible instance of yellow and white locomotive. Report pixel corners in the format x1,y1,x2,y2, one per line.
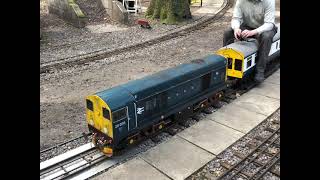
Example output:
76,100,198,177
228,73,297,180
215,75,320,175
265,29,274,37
216,23,280,80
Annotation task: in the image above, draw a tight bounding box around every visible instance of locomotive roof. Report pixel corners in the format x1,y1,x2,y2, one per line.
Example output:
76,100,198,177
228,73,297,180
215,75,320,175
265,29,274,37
96,85,135,111
224,41,259,57
121,54,226,101
95,54,226,110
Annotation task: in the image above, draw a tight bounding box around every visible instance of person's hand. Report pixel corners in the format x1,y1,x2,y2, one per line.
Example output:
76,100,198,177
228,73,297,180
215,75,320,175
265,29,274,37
234,28,242,40
241,29,258,38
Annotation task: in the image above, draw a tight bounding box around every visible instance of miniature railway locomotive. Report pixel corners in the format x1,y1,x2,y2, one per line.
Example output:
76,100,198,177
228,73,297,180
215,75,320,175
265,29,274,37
86,24,280,157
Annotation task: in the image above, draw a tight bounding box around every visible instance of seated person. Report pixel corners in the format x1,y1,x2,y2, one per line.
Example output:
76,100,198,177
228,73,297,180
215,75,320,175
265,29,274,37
223,0,277,83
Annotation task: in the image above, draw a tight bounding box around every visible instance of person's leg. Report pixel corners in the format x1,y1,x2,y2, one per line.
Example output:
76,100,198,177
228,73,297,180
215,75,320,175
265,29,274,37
223,27,235,46
255,27,277,83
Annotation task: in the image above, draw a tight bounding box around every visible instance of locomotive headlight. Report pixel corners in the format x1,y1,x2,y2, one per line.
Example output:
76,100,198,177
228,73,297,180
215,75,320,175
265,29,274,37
103,127,108,134
89,119,94,126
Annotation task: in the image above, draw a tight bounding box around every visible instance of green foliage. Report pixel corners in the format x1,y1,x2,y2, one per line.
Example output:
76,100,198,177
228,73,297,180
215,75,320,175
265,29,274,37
146,0,191,24
145,0,155,17
160,4,168,21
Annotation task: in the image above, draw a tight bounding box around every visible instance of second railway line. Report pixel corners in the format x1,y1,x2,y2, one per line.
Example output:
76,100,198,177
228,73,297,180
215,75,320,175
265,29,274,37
40,0,231,74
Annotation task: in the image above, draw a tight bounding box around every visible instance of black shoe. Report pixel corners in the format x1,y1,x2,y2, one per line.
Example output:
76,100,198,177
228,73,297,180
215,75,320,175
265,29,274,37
254,72,265,83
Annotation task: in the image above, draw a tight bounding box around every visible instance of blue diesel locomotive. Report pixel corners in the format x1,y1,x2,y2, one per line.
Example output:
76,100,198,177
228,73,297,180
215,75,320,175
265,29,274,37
86,24,280,156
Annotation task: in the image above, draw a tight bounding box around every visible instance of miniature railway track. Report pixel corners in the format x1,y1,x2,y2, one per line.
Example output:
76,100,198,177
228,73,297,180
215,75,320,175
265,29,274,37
216,123,280,180
40,118,185,180
41,133,92,155
185,60,280,179
40,144,101,180
40,64,280,179
40,0,232,74
40,133,93,163
40,49,279,179
40,13,207,52
40,142,143,180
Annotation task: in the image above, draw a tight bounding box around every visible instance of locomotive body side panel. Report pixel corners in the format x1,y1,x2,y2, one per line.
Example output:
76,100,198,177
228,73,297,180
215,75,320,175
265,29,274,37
132,56,227,132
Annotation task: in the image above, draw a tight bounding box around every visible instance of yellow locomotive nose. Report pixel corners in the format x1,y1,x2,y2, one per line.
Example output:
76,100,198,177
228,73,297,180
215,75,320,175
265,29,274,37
86,95,114,156
216,48,244,79
86,95,113,138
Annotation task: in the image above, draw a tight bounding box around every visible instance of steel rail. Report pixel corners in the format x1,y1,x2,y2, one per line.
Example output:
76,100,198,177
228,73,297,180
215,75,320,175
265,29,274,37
217,127,280,180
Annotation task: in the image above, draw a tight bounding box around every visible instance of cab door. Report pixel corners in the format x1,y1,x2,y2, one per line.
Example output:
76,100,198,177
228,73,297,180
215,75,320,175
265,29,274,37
112,105,139,142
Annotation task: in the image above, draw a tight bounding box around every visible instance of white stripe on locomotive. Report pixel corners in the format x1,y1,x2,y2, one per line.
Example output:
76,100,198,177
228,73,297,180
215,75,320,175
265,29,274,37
243,39,280,73
268,39,280,56
243,53,256,72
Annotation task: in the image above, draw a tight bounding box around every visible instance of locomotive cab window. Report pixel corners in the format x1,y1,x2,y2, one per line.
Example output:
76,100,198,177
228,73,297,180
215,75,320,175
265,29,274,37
112,107,127,122
227,58,233,69
86,99,93,111
102,107,110,120
146,98,157,111
246,56,252,68
234,59,242,71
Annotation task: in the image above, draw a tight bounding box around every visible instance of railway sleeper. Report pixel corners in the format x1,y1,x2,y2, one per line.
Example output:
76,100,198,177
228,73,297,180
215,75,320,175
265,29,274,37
253,159,265,166
232,151,246,159
164,127,179,136
228,170,253,179
220,161,232,170
273,120,280,124
269,168,280,176
265,127,276,133
246,141,258,149
254,135,266,142
239,171,253,179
